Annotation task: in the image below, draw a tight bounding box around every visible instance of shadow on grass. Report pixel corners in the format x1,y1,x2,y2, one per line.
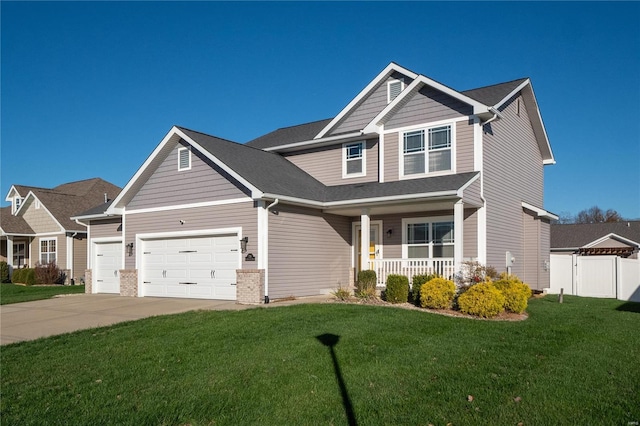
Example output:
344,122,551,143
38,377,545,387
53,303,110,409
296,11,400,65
316,333,357,426
615,301,640,313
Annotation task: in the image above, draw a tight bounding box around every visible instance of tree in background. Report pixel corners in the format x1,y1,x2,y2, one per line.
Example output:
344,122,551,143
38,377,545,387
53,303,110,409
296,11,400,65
574,206,622,224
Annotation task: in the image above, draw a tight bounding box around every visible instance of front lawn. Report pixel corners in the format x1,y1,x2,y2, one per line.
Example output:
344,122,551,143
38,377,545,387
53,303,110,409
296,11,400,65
1,296,638,425
0,283,85,305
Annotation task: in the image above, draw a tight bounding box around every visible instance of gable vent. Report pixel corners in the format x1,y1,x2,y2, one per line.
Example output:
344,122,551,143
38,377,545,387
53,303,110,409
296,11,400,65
388,79,404,103
178,147,191,171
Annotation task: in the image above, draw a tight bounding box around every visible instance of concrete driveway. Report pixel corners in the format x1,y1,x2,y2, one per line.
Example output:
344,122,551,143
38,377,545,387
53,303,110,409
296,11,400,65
1,293,329,345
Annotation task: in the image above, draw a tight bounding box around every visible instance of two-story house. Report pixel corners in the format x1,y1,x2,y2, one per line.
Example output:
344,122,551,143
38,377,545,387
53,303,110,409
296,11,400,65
1,178,121,283
73,63,556,303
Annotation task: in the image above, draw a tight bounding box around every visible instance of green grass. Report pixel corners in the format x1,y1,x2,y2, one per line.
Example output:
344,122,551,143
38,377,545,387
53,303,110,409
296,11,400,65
0,283,85,305
1,296,639,425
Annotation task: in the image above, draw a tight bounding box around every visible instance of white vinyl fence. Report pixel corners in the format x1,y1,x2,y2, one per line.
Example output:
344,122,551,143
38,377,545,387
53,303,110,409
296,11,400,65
549,254,640,302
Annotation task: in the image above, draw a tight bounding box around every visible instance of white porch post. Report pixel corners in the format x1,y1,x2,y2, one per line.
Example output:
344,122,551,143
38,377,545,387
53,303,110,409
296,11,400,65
360,209,370,272
7,236,13,268
454,201,464,273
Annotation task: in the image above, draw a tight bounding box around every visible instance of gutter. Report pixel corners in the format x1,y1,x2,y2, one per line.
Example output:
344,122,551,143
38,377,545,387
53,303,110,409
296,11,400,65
262,198,279,304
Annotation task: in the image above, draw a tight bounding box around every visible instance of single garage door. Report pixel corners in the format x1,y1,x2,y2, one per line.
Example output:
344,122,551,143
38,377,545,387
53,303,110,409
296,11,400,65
141,234,240,300
94,242,123,294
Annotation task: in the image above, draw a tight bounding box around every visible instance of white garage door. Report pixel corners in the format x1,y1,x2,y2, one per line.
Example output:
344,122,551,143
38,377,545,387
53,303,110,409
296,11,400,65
94,242,123,294
141,234,240,300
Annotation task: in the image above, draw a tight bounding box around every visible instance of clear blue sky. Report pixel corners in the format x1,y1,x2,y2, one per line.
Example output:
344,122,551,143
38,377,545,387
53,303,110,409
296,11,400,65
2,2,639,219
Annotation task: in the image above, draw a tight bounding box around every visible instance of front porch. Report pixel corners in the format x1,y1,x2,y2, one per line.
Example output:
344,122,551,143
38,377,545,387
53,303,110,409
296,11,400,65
369,258,456,287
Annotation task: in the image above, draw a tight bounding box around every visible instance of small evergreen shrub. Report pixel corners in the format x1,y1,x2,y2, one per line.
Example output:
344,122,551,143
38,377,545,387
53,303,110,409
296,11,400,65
493,276,532,314
420,277,456,309
411,273,437,305
385,274,409,304
0,261,9,283
457,282,505,318
356,270,377,298
12,268,36,285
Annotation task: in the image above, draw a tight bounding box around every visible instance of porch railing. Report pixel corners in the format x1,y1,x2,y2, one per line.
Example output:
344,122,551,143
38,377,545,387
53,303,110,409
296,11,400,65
368,258,456,287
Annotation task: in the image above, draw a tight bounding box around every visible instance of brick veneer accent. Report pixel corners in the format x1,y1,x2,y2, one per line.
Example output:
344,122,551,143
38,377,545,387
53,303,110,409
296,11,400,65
85,269,92,293
119,269,138,297
348,267,356,290
236,269,264,305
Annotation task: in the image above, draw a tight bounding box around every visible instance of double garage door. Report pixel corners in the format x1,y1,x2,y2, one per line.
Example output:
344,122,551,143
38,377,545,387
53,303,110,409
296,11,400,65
141,234,240,300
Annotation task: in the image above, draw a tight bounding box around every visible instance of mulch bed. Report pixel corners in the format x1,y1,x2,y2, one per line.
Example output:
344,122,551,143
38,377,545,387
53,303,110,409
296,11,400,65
328,297,528,321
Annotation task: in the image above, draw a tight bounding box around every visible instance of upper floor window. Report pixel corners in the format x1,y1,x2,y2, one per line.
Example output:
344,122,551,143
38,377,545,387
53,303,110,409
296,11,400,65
178,147,191,171
402,125,452,176
343,141,366,178
13,197,22,214
387,79,404,103
40,238,56,265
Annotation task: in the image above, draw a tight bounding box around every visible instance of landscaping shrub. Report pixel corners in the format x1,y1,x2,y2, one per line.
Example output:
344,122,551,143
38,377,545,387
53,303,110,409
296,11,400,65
493,276,532,314
0,261,9,283
455,260,498,287
331,286,351,301
457,282,505,318
419,277,455,309
356,270,377,298
12,268,36,286
35,262,64,284
411,273,437,305
384,274,409,304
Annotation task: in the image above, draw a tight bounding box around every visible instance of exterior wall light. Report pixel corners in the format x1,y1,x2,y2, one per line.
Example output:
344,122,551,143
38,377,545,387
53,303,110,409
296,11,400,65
240,237,248,253
126,242,134,256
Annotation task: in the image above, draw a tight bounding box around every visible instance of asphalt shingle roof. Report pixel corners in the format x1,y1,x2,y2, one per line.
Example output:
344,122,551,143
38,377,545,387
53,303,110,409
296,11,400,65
246,118,333,149
551,221,640,249
0,207,34,234
461,78,529,106
1,178,121,234
181,127,478,205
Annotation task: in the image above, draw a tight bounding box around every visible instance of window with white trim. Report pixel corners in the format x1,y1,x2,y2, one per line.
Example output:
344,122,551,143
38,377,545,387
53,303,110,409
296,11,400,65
13,197,22,214
402,125,452,176
178,147,191,171
387,79,404,103
40,238,56,264
404,218,454,258
343,141,365,178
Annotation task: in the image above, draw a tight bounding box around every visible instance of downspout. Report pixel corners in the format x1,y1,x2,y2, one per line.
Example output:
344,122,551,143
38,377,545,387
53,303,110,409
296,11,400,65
482,107,502,127
263,198,279,303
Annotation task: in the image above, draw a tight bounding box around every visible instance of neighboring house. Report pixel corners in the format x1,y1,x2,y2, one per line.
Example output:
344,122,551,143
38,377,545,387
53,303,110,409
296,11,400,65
551,221,640,258
73,62,556,303
0,178,121,283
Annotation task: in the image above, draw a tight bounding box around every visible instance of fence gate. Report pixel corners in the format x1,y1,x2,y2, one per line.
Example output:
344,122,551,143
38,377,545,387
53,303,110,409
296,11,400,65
576,256,617,298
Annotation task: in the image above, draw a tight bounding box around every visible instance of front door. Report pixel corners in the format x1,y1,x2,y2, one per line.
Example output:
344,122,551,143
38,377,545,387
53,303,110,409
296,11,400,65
354,223,382,273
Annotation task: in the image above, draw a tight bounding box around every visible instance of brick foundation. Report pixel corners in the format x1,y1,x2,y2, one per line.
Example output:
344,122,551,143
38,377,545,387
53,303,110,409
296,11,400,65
85,269,92,293
236,269,265,305
119,269,138,297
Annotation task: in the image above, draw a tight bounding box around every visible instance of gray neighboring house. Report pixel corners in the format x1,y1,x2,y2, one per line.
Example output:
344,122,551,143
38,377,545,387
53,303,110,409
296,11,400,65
551,221,640,258
1,178,121,282
73,62,556,303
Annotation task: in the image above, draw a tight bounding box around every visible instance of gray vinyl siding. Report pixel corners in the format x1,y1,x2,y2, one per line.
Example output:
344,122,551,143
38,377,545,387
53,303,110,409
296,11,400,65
523,210,540,288
124,201,257,270
283,139,378,185
539,219,550,289
592,237,632,248
456,119,475,172
484,94,546,284
90,218,123,239
385,86,472,130
21,200,60,233
72,237,87,281
128,141,250,210
383,132,399,182
268,204,351,299
463,209,478,259
332,73,413,135
462,178,483,207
